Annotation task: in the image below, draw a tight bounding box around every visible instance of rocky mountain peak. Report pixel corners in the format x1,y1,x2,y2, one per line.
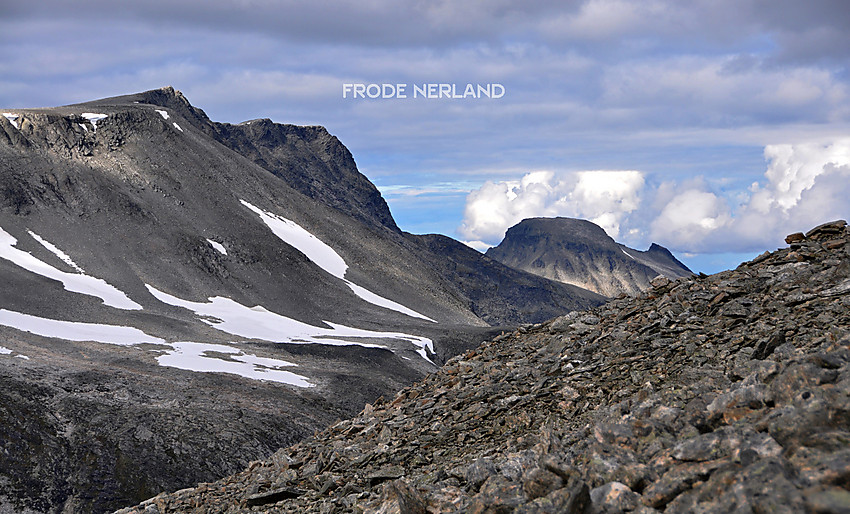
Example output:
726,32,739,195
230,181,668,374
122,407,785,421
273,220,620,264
487,217,692,298
119,219,850,513
507,217,612,242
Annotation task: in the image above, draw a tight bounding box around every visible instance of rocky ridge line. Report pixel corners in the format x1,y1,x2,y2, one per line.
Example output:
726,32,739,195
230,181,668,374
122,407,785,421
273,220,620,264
117,222,850,513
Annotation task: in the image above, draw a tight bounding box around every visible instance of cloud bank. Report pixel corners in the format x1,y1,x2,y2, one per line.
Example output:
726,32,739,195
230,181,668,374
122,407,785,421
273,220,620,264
460,139,850,254
3,1,850,271
459,170,644,243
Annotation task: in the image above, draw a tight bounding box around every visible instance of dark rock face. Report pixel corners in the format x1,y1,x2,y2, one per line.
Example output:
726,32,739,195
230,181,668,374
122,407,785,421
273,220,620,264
118,221,850,513
212,119,399,233
487,217,692,297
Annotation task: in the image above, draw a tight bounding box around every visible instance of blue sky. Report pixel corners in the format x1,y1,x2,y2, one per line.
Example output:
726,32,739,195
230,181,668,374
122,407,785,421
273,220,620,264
2,0,849,273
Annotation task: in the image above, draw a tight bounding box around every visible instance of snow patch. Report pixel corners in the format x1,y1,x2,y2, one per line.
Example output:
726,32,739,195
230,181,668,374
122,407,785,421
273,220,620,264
156,342,312,387
0,309,165,345
0,226,142,310
0,344,30,360
622,249,636,260
173,123,183,132
155,109,170,120
79,123,88,132
206,239,227,255
344,282,435,323
28,230,84,272
0,310,312,385
3,113,19,129
240,200,436,322
145,284,434,362
81,113,107,131
241,200,347,277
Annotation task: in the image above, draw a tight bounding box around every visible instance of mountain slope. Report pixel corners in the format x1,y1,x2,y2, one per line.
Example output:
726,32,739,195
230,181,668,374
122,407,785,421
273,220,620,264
0,88,603,512
487,217,693,297
124,88,602,325
118,220,850,513
410,234,604,327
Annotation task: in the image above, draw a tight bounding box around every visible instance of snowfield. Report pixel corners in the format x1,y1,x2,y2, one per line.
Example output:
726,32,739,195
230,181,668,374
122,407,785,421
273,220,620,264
240,200,436,322
0,226,142,310
28,230,84,272
145,284,433,360
156,342,313,387
0,309,313,387
0,309,165,345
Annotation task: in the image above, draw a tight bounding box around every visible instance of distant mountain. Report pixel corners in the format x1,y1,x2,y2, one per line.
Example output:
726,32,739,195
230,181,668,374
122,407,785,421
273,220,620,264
486,217,692,297
0,87,603,512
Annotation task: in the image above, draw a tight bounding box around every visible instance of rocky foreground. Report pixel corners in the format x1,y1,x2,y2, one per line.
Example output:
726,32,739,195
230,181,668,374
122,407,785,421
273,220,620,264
120,220,850,513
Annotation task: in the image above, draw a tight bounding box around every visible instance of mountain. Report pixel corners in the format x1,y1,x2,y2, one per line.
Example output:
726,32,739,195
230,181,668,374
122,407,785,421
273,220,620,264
0,88,604,512
117,220,850,513
486,217,693,297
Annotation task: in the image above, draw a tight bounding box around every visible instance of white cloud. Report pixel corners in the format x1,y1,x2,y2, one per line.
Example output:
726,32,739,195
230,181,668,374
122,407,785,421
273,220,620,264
571,170,644,236
458,169,644,244
728,139,850,248
759,140,850,211
459,140,850,255
650,189,732,248
651,139,850,252
602,56,848,125
460,240,492,252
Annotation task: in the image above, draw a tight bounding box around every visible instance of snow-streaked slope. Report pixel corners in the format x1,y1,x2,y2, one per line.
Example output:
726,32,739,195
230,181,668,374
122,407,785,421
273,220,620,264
241,200,347,277
156,342,312,387
28,230,84,272
0,309,164,345
145,284,435,361
0,309,313,386
240,200,436,322
0,226,142,310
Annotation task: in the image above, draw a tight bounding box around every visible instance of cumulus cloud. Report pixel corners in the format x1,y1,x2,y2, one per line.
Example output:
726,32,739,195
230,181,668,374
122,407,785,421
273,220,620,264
458,170,644,244
460,140,850,254
650,189,732,248
650,139,850,253
730,139,850,249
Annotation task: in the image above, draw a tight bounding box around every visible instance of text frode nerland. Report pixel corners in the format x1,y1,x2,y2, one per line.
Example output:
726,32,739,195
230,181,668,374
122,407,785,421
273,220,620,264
342,83,505,99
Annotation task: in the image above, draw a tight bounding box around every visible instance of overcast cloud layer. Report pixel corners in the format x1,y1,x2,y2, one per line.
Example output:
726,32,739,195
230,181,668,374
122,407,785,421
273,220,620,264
1,0,849,272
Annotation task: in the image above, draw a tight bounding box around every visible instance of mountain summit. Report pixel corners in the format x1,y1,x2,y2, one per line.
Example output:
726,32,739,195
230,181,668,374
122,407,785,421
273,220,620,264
486,217,692,297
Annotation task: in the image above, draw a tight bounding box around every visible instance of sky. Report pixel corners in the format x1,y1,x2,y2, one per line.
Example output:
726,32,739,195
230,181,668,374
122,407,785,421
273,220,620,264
1,0,849,273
